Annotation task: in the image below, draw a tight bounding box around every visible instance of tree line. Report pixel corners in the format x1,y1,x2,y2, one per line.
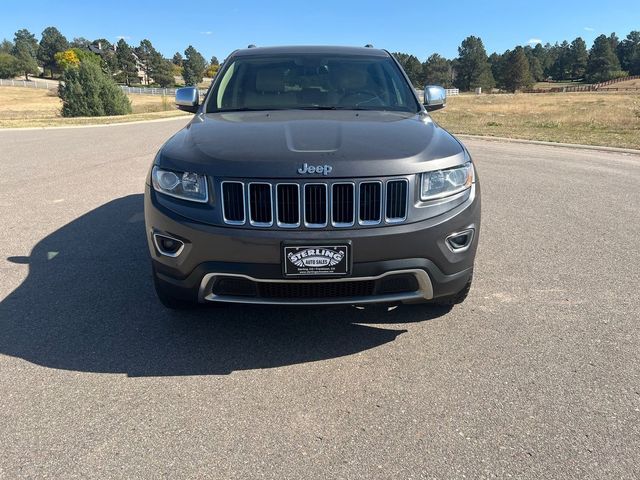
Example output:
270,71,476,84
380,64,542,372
0,27,217,88
2,25,638,96
394,30,640,92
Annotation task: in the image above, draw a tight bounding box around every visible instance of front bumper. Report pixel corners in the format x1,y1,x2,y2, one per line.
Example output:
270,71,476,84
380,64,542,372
145,183,480,305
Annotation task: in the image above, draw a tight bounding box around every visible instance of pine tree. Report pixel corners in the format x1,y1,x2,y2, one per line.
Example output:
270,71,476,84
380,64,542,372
586,34,624,83
37,26,69,77
115,39,138,85
392,53,424,86
454,36,495,92
568,38,588,79
422,53,452,87
617,31,640,75
12,29,39,80
172,52,183,66
182,45,206,86
502,47,532,92
135,39,156,85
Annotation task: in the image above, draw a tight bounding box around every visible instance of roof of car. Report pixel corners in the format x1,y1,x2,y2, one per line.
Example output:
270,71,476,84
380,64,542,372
231,45,389,57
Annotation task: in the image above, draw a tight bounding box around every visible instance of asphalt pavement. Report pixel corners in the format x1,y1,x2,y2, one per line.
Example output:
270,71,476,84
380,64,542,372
0,118,639,479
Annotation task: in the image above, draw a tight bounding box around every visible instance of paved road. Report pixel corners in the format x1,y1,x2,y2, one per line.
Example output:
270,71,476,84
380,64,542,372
1,119,639,479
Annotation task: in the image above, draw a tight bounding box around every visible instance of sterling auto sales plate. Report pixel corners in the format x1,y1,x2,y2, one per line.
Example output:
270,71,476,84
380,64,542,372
283,245,349,276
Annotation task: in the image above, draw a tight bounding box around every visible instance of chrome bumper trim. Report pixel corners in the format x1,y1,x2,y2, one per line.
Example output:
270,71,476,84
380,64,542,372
198,269,433,305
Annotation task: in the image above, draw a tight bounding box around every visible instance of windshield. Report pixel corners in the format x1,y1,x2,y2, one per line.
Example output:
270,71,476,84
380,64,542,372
206,54,420,113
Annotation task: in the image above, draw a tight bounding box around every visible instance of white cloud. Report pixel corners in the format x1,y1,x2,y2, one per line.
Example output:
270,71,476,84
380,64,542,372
200,31,213,35
584,27,595,32
528,38,542,45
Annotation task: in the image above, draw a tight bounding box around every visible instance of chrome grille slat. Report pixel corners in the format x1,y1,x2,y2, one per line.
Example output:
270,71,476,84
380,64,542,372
221,178,409,228
248,183,273,226
385,179,408,222
332,183,355,227
358,181,382,225
304,183,328,227
221,181,245,224
276,183,300,227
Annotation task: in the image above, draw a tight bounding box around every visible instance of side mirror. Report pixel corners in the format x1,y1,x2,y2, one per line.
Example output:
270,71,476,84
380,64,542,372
175,87,199,113
423,85,446,112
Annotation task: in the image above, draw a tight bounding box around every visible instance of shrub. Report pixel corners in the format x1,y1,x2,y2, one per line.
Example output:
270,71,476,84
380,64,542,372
59,60,131,117
0,52,20,78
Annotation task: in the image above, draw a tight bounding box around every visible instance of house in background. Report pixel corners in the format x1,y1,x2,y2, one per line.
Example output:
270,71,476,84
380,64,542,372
87,41,148,84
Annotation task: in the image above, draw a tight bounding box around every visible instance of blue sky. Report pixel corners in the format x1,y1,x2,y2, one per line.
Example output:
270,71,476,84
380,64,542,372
2,0,638,61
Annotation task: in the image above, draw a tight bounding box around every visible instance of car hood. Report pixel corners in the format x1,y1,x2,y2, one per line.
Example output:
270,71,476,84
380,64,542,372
157,110,466,178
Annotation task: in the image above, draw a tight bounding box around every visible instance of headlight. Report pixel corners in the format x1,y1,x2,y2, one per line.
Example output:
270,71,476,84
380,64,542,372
152,166,208,203
420,162,474,201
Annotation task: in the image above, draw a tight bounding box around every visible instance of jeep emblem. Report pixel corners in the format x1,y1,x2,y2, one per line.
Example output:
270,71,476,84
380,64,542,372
297,163,333,175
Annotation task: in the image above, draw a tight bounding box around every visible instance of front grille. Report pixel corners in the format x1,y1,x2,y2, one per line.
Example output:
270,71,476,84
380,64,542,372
258,280,376,299
220,178,410,229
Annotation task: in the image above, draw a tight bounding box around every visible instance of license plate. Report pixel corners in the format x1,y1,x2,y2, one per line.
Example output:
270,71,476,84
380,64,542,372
283,244,349,277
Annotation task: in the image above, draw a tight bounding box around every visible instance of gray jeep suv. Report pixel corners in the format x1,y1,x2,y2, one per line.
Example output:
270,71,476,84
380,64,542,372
144,45,480,309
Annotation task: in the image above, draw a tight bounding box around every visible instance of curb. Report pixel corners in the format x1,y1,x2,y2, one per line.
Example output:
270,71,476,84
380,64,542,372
456,134,640,156
0,114,190,132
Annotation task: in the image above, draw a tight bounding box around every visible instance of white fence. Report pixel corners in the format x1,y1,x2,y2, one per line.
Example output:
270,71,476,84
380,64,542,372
0,78,58,90
119,86,208,97
0,79,208,97
3,78,460,99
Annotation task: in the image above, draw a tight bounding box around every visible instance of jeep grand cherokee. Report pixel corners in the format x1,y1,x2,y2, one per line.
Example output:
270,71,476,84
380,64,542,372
144,45,480,309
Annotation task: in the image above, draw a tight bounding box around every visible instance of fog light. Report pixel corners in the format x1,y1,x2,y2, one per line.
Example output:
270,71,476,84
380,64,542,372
446,229,474,252
153,233,185,257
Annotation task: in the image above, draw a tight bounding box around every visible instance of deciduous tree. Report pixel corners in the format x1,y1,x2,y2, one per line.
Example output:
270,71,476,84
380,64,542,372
0,52,20,78
54,49,80,71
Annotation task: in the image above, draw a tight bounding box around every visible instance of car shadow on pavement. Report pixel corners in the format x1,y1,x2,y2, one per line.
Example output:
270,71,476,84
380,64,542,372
1,194,450,377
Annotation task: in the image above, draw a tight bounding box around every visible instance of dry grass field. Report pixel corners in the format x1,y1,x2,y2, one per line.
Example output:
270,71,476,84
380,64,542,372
599,78,640,90
1,87,639,150
432,92,640,149
0,87,187,128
